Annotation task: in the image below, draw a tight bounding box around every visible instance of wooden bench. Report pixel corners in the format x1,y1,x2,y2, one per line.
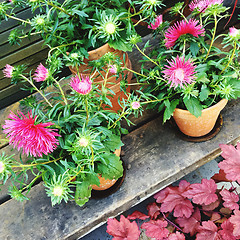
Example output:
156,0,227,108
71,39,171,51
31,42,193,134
0,31,240,239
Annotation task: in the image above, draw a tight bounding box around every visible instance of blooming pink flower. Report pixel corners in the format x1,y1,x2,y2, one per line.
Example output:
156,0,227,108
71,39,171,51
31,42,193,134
162,56,196,88
189,0,223,13
33,63,49,82
109,64,117,74
148,15,163,30
70,75,92,95
3,64,14,78
131,101,141,109
3,111,60,157
165,19,205,49
229,27,239,37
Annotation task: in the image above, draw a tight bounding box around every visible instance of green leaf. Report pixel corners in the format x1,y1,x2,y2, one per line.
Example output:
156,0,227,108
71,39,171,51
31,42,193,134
96,153,123,180
199,85,210,101
229,79,240,98
163,99,179,123
183,97,203,117
75,181,92,206
104,134,123,152
190,42,200,56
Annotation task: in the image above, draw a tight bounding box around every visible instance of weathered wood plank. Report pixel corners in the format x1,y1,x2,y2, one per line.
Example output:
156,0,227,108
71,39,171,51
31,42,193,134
0,98,239,240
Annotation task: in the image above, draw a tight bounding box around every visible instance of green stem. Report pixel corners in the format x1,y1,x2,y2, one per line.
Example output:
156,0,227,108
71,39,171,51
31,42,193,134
48,42,76,58
135,44,160,68
52,78,68,105
124,67,149,78
220,41,237,74
20,174,42,193
5,13,31,24
133,16,150,27
204,13,217,61
20,75,53,107
67,166,84,183
46,1,73,17
85,97,89,125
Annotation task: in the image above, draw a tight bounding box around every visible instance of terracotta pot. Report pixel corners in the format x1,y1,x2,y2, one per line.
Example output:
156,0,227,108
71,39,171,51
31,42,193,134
92,148,121,191
69,43,132,112
172,99,228,137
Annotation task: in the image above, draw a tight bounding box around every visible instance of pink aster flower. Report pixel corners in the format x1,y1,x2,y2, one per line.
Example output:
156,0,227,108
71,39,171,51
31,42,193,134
3,111,60,157
162,56,196,89
131,101,141,109
229,26,239,37
109,64,118,74
33,63,49,82
189,0,223,12
148,15,163,30
70,75,92,95
3,64,14,78
165,19,205,49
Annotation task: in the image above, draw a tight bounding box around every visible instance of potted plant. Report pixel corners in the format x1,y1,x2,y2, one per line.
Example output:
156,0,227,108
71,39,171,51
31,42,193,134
0,0,162,111
106,142,240,240
0,57,142,206
127,0,240,137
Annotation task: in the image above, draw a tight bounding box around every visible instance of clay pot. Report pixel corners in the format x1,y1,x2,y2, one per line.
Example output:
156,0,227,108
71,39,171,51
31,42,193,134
92,148,121,191
172,99,228,137
69,43,132,112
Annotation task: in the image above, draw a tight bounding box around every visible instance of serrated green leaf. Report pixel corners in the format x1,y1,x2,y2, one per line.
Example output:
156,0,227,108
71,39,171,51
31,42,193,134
104,134,123,152
190,42,200,56
75,181,92,206
163,99,179,123
183,97,203,117
199,85,210,101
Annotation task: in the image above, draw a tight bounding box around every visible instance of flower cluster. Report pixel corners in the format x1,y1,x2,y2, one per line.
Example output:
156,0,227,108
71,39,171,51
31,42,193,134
134,0,240,122
107,142,240,240
0,52,141,206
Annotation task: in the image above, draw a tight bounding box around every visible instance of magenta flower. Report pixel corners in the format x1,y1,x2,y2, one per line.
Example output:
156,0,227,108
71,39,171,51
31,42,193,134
162,56,196,89
3,64,14,78
148,15,163,30
131,101,141,109
189,0,223,12
109,64,117,74
229,26,239,37
33,63,49,82
3,111,60,157
70,75,92,95
165,19,205,49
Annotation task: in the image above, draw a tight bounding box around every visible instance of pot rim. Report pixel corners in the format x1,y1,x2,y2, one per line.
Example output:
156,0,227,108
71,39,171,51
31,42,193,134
174,98,228,114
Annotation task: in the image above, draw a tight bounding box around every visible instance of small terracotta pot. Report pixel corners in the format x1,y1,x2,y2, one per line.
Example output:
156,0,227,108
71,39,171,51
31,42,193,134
92,148,121,191
69,43,132,112
172,99,228,137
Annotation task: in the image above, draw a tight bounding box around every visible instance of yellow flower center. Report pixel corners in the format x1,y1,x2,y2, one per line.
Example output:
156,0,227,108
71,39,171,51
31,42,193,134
36,18,45,25
105,22,116,34
148,0,157,5
79,137,89,147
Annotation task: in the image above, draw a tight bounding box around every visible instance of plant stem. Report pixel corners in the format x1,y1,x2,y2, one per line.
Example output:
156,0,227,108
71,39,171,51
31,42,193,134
133,16,150,27
5,13,31,24
20,75,53,107
48,42,77,58
135,44,160,68
220,41,237,74
204,13,217,61
162,212,183,232
20,174,42,193
67,167,84,183
46,1,73,17
52,78,68,105
85,97,89,125
124,66,149,78
12,158,60,169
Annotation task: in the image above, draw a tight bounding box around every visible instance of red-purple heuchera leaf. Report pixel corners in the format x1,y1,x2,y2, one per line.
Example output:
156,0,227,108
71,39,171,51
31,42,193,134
196,221,221,240
220,189,239,211
106,215,140,240
219,219,236,240
141,219,169,240
218,143,240,184
182,179,218,205
154,187,169,203
176,207,201,236
168,231,186,240
230,209,240,238
202,199,220,211
127,210,149,220
160,180,194,218
147,202,161,219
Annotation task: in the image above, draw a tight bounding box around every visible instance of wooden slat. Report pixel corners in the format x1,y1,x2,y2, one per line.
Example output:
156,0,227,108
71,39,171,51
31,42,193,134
0,98,239,240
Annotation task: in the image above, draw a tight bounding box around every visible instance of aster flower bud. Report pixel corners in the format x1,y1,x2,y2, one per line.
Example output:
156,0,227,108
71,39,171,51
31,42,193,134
229,27,240,39
52,186,64,197
79,137,89,147
131,101,141,110
0,161,5,173
3,64,14,78
33,63,49,82
109,64,118,74
148,15,163,30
